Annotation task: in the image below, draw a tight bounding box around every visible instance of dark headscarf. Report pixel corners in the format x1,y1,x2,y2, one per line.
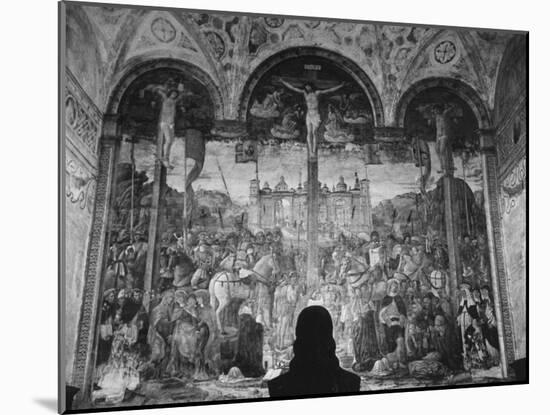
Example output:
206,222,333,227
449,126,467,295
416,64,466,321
289,306,340,376
268,306,360,397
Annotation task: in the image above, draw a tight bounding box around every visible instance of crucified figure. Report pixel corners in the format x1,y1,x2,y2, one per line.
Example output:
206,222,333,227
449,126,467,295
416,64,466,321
431,103,458,175
279,78,345,155
144,82,188,168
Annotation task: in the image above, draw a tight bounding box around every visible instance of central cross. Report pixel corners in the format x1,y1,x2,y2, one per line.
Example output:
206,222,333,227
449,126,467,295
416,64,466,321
278,64,345,288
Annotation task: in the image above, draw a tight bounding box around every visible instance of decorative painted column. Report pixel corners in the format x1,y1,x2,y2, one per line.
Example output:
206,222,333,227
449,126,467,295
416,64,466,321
71,138,116,403
63,69,104,408
479,129,514,378
306,151,320,289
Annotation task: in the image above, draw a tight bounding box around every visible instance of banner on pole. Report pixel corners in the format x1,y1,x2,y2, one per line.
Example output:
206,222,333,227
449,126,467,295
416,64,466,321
235,140,258,163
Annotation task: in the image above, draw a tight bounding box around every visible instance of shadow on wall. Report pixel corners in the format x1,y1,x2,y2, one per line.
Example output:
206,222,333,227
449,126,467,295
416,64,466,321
33,397,58,413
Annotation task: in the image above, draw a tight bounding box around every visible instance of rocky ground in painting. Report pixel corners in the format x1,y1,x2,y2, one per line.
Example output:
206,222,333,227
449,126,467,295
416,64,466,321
93,367,504,409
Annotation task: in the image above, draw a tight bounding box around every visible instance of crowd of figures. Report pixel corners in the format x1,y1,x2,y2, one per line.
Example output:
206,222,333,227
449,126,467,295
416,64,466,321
314,230,500,378
92,223,500,403
93,227,287,403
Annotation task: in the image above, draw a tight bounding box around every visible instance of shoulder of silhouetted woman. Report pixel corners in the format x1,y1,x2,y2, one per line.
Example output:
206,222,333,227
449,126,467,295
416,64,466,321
335,367,361,392
267,368,360,397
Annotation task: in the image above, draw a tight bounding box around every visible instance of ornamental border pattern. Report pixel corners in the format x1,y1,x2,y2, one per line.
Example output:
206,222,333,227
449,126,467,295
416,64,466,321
486,153,517,365
496,99,526,181
500,157,527,215
71,144,114,389
65,155,97,214
66,70,103,156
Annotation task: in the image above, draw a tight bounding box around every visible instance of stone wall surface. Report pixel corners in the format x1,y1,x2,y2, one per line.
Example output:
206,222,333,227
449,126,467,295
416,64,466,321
494,35,527,361
500,177,526,360
64,150,96,380
64,69,102,382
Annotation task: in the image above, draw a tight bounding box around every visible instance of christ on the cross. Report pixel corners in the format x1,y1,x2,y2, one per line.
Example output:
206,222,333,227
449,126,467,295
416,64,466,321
279,78,345,155
144,81,188,168
432,103,458,175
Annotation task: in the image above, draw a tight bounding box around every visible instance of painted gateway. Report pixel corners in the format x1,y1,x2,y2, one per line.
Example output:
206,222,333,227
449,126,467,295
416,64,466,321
248,173,373,237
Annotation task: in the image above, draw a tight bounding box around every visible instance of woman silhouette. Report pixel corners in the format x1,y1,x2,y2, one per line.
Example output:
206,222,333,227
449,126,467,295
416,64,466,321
268,306,360,397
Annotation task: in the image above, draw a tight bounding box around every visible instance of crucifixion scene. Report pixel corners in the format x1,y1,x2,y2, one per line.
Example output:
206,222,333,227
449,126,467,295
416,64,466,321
61,3,527,412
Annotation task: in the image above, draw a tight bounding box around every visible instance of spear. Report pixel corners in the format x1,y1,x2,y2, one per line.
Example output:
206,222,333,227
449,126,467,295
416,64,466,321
216,157,232,203
390,208,397,235
407,210,413,235
462,152,472,235
415,192,422,234
130,139,135,242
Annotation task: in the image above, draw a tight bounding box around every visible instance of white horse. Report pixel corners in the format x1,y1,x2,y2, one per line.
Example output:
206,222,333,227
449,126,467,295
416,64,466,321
208,253,280,334
339,254,369,287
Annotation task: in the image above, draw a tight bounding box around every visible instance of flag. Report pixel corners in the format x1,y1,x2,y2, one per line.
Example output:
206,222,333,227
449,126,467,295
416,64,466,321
235,140,258,163
390,208,397,228
182,128,205,187
364,143,382,164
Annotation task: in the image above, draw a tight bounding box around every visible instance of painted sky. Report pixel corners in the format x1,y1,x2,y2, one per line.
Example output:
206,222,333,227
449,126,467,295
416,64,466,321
134,140,483,206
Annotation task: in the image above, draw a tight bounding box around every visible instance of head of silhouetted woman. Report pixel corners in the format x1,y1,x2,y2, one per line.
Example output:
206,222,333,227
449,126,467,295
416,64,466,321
289,306,340,376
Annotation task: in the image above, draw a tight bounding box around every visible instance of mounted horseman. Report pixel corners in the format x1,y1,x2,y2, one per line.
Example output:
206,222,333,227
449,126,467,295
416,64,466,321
208,251,281,334
393,237,432,287
190,241,213,290
235,229,254,270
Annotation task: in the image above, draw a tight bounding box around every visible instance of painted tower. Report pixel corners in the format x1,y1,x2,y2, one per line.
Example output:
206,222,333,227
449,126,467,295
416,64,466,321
248,178,260,228
361,167,374,234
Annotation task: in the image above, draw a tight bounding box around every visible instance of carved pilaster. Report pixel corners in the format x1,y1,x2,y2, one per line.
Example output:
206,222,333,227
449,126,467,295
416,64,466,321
65,70,102,158
480,135,516,377
71,143,116,401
